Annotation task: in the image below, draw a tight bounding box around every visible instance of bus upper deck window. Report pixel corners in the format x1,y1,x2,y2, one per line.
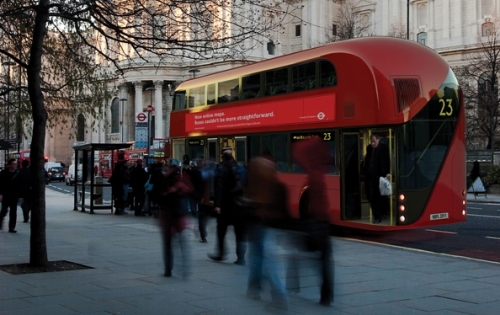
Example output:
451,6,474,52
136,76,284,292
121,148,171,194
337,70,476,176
242,73,261,99
188,86,205,107
218,79,239,103
173,91,186,110
319,60,337,87
265,67,288,96
292,61,316,91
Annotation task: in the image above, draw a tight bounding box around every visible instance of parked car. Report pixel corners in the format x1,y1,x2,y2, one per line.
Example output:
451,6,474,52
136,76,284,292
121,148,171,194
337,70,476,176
65,164,82,186
46,166,66,183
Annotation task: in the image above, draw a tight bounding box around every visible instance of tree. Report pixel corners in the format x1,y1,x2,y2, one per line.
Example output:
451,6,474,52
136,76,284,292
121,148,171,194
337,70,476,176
455,19,500,151
0,0,298,267
324,0,372,43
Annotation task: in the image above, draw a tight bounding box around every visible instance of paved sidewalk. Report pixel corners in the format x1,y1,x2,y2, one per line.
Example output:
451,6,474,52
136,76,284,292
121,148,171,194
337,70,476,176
467,192,500,203
1,189,500,315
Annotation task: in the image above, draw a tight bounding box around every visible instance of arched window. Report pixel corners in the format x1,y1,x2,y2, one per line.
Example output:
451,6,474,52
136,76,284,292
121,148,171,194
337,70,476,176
111,98,120,133
477,72,497,119
417,32,427,45
482,22,495,37
76,114,85,142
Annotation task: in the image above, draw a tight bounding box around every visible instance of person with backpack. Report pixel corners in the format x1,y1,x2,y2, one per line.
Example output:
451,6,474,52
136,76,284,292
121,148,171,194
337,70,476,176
207,147,247,265
0,159,21,232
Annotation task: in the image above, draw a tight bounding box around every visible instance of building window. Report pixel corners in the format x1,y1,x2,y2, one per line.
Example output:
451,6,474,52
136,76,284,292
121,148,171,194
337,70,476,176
332,24,337,36
417,3,427,27
267,41,276,55
111,98,120,133
77,114,85,142
417,32,427,45
295,25,301,37
482,22,495,37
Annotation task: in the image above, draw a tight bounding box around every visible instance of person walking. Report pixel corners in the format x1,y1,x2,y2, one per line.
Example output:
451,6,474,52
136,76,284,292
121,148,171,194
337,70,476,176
0,158,21,232
363,133,390,224
207,147,246,265
158,161,191,278
290,137,334,306
245,156,289,309
18,160,32,223
130,159,148,216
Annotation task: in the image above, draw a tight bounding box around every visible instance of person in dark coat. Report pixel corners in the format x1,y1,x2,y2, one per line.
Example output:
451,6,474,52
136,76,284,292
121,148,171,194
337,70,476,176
18,160,32,223
130,159,149,216
289,137,334,306
0,158,21,232
207,147,246,265
363,133,391,224
111,152,129,215
158,161,191,277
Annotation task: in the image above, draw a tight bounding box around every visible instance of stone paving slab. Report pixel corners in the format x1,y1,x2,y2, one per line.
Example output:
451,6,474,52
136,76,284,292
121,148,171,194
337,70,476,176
0,188,499,314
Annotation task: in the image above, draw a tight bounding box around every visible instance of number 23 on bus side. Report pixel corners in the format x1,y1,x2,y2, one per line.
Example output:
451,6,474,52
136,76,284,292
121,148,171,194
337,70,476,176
439,98,453,116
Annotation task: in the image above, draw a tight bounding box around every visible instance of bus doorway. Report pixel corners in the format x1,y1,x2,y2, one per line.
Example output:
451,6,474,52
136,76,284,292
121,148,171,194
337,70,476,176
341,129,395,225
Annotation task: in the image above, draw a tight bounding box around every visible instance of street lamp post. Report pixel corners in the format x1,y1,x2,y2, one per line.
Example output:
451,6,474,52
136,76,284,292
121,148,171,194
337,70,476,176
119,98,127,143
407,0,410,40
145,87,155,163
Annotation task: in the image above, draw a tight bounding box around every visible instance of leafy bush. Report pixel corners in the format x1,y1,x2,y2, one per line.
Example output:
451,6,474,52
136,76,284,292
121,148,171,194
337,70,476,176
483,166,500,186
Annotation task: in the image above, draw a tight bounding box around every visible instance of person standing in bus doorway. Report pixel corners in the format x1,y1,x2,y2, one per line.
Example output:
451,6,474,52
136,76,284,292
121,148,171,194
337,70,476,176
0,159,21,232
130,159,148,216
208,147,247,265
18,160,32,223
363,133,390,224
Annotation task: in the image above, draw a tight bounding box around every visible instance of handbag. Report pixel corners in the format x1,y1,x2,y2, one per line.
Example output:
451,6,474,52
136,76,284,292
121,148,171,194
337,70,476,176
379,177,392,196
144,175,153,192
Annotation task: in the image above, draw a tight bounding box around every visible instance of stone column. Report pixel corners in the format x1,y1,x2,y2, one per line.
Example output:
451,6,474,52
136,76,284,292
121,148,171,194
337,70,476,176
134,81,143,139
165,95,173,140
154,80,164,139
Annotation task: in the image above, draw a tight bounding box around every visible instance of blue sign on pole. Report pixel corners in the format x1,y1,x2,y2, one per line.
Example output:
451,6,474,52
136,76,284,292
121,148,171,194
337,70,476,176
135,123,148,149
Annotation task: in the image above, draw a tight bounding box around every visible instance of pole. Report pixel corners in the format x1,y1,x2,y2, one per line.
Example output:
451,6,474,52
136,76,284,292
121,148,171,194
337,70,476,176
407,0,409,40
147,111,150,160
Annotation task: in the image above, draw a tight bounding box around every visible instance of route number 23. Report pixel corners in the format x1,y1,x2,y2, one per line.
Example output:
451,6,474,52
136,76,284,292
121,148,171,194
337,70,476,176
439,99,453,116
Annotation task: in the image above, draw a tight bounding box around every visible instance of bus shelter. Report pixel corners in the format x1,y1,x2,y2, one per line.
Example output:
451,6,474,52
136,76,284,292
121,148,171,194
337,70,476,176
72,143,132,214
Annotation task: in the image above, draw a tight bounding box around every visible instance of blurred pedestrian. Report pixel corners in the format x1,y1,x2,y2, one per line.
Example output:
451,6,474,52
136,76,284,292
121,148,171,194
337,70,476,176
244,156,289,309
130,159,148,216
207,147,246,265
197,156,215,243
0,158,20,232
158,161,191,278
289,137,334,306
18,160,32,223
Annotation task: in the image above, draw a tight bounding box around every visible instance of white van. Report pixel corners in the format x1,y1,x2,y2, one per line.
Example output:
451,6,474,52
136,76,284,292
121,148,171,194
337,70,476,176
65,164,82,186
44,162,62,172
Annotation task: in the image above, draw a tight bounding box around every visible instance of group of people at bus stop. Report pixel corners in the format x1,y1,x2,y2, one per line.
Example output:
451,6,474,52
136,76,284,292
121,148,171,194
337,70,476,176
109,137,335,308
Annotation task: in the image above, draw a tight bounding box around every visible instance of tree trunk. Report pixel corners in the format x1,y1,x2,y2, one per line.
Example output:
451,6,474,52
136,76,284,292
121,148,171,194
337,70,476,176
27,0,50,267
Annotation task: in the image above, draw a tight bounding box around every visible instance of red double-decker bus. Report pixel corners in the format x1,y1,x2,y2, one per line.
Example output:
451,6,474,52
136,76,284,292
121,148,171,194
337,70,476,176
169,37,466,231
98,149,145,178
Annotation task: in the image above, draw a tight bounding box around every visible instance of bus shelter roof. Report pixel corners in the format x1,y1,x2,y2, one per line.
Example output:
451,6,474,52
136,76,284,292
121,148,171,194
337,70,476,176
72,143,132,152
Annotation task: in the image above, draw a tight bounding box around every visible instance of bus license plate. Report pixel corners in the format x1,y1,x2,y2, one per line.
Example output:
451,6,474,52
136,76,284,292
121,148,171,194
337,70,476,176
430,212,449,220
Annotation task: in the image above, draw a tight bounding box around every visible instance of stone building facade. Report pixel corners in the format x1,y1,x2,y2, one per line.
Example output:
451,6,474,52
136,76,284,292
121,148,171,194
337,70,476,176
51,0,499,160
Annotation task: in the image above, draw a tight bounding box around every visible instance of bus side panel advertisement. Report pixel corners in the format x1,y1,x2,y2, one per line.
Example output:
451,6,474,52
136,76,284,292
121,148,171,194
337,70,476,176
185,94,336,133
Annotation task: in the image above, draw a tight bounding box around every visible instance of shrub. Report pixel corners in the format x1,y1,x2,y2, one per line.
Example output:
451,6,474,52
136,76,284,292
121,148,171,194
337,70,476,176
483,166,500,186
